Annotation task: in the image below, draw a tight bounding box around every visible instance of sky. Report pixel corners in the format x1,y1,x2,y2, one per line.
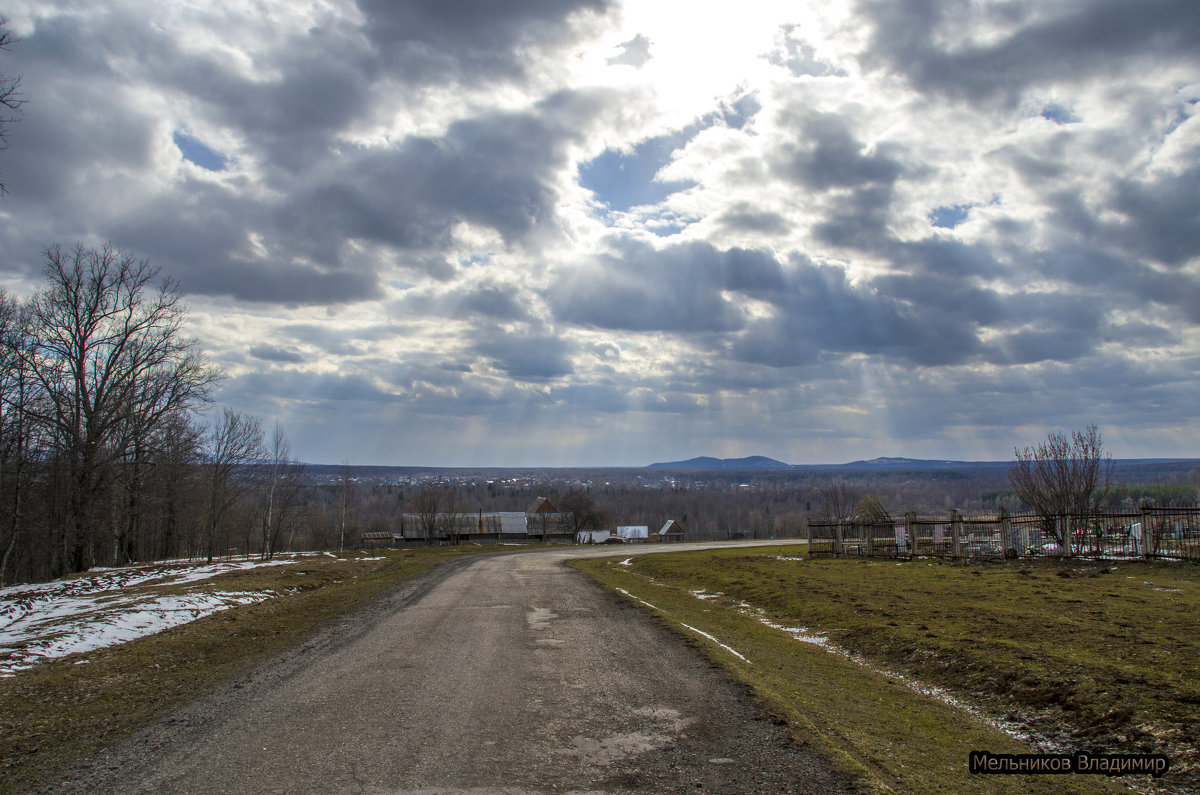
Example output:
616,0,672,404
0,0,1198,467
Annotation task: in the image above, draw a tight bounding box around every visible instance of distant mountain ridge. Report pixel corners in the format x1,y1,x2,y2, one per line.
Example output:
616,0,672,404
838,456,1000,468
646,455,791,470
644,455,1200,472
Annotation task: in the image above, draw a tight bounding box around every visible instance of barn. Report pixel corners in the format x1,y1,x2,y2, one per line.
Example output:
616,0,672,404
616,525,649,542
658,519,686,542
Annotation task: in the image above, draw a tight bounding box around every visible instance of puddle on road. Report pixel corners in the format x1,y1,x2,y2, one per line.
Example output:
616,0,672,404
560,706,692,766
526,606,556,631
383,789,606,795
561,730,673,765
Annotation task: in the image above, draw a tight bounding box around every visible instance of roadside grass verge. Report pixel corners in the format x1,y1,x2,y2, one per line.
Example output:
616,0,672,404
0,546,493,794
570,548,1198,793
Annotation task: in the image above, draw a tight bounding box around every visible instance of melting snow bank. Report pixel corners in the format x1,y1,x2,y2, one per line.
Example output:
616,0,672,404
0,591,273,676
0,558,300,677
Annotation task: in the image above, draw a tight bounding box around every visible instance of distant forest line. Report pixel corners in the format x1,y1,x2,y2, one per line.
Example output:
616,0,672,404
2,452,1196,586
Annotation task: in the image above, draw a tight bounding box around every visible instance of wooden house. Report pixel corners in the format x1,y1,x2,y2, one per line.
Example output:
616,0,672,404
658,519,686,542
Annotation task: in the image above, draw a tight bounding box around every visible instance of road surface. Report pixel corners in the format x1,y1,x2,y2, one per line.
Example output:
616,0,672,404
48,542,856,794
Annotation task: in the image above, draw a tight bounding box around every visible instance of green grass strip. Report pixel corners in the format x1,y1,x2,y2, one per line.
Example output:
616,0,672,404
572,551,1134,794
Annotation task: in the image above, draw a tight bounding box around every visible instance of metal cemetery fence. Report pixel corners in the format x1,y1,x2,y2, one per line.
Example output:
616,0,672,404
806,506,1200,562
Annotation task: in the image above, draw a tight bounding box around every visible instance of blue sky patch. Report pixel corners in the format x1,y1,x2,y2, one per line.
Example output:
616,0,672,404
647,218,693,238
929,204,972,229
1040,104,1080,125
578,121,713,212
173,131,227,171
721,93,762,130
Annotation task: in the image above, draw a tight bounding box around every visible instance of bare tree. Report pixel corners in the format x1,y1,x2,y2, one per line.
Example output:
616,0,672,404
22,244,218,573
0,19,24,194
259,421,303,559
816,478,859,519
410,483,443,545
203,408,263,563
338,460,355,555
0,289,36,584
440,487,468,545
1009,424,1112,547
152,410,203,560
559,489,609,533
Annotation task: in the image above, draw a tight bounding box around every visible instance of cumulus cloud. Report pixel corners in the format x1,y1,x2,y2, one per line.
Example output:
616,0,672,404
858,0,1200,106
358,0,612,83
607,34,652,68
0,0,1197,465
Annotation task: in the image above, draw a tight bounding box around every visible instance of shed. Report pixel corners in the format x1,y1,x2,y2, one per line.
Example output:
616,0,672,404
360,531,395,550
498,512,528,536
617,525,649,541
658,519,686,542
576,529,611,544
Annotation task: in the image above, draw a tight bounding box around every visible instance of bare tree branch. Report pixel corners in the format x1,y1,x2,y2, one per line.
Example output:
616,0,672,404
0,19,25,193
1009,424,1113,547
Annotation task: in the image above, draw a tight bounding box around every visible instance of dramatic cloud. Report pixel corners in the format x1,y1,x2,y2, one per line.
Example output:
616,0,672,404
0,0,1196,465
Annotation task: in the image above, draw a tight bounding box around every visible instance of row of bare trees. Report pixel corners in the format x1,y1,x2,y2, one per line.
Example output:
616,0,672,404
0,245,317,585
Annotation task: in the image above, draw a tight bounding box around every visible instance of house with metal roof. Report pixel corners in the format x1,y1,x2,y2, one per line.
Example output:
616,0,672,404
388,499,573,545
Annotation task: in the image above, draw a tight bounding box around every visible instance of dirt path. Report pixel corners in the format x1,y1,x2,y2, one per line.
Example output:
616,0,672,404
46,543,856,794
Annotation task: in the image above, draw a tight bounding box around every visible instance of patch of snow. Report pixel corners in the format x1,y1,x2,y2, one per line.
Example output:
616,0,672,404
149,559,294,588
618,558,633,566
691,590,723,600
757,617,829,646
0,557,301,677
613,584,750,665
679,623,750,663
0,590,272,676
615,587,659,611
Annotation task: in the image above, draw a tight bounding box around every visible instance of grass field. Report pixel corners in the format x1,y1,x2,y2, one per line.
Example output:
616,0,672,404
0,546,493,794
572,547,1198,793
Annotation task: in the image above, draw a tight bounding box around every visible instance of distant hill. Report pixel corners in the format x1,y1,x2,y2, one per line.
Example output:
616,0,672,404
647,455,791,470
837,457,1001,469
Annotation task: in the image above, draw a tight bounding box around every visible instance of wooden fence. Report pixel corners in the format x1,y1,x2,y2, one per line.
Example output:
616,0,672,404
805,506,1200,561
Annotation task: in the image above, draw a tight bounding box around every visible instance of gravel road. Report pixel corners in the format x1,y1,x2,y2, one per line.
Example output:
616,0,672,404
45,543,857,794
